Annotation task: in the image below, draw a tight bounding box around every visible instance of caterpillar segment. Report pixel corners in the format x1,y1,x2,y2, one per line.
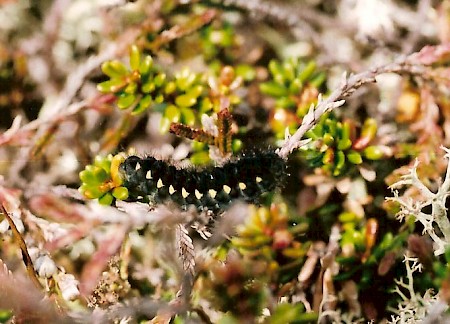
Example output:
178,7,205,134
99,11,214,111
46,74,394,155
119,151,287,213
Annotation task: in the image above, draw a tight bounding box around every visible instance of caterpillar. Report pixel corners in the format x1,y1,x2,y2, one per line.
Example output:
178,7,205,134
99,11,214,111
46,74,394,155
119,150,287,213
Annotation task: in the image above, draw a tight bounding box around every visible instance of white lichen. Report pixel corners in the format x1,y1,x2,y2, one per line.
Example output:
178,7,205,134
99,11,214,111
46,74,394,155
388,255,447,324
387,147,450,255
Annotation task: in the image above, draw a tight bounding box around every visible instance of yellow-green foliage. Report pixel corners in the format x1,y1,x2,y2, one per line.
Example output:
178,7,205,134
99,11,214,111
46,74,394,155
79,153,128,205
302,113,387,176
260,58,326,139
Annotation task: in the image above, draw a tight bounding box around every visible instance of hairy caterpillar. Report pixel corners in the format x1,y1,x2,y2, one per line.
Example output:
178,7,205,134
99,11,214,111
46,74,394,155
119,150,287,213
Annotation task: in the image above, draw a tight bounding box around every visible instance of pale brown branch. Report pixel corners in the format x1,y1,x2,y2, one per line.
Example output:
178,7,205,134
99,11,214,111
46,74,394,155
0,203,43,290
276,48,441,159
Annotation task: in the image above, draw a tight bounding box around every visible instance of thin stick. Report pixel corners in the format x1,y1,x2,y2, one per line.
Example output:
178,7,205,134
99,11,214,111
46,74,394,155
277,55,430,159
0,203,43,289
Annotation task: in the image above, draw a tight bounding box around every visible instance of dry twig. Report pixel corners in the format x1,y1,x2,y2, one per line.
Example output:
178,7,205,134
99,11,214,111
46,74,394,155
277,44,450,158
0,203,42,289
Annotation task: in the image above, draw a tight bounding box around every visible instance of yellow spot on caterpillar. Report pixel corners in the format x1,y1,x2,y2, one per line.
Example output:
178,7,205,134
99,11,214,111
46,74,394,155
195,189,203,200
135,162,141,170
208,189,217,199
223,185,231,194
182,187,190,198
256,176,262,183
239,182,247,190
169,185,176,195
157,179,164,188
146,170,152,179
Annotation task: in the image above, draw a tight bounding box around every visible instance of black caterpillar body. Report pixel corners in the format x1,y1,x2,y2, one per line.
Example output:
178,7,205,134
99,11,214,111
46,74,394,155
120,151,287,213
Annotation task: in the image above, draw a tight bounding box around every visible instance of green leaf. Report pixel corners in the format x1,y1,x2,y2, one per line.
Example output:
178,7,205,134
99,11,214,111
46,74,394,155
337,121,352,150
99,193,114,205
165,105,181,123
268,60,283,79
180,107,196,125
364,145,384,160
175,68,196,91
112,187,129,200
305,129,319,140
97,79,126,93
124,81,138,94
192,140,206,151
268,303,306,324
310,72,326,88
139,55,153,75
0,309,12,322
260,81,288,97
79,185,104,199
117,93,136,109
155,94,164,104
164,81,176,95
132,95,153,115
94,155,112,172
298,61,316,82
360,118,378,142
347,151,363,164
235,64,256,81
92,166,109,183
324,118,337,134
190,150,210,165
337,138,352,151
79,170,97,185
141,81,155,94
175,94,197,107
276,97,296,109
101,60,128,78
187,85,204,98
323,133,334,146
129,45,141,71
159,117,172,133
282,60,296,81
288,78,303,94
200,97,213,113
232,139,243,152
334,150,346,171
339,212,358,223
153,73,166,87
444,248,450,263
